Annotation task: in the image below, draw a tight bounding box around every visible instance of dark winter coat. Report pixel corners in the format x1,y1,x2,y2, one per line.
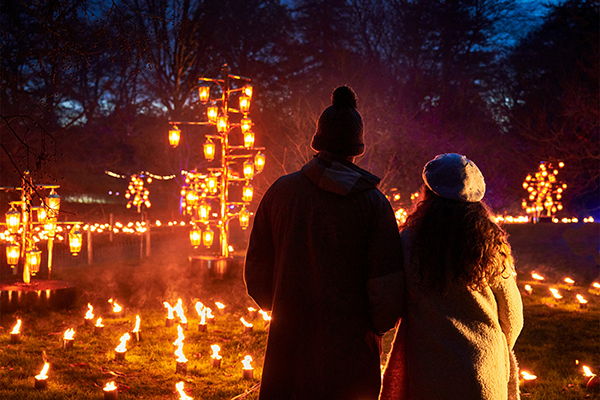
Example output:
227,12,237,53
245,151,403,400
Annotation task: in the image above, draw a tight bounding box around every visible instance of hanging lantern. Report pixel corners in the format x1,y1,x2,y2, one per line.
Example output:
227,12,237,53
255,152,266,173
203,140,216,162
198,85,210,103
26,248,42,275
6,208,20,234
202,227,214,247
207,106,219,123
240,117,252,133
169,126,181,147
44,221,57,237
239,95,250,114
243,160,255,180
217,115,228,133
69,227,83,255
244,131,255,149
6,243,20,266
46,191,61,218
186,191,199,206
242,85,253,99
207,176,219,195
239,207,250,230
36,206,47,223
242,185,254,202
190,226,202,248
199,202,210,222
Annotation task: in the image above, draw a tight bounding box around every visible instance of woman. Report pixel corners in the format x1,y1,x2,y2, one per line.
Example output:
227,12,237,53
380,153,523,400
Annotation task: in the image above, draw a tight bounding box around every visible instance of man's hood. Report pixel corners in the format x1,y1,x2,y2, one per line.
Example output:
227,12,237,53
301,151,381,195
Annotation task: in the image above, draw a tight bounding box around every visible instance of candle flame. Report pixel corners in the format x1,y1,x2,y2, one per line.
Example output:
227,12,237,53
112,301,122,313
259,310,272,321
215,302,225,310
174,342,188,363
593,282,600,289
531,273,544,281
197,306,206,325
115,332,130,353
11,319,21,334
95,317,104,327
564,277,575,284
248,307,256,312
85,303,94,319
549,288,562,299
103,381,117,391
174,298,187,324
35,362,49,380
583,366,595,377
576,294,588,304
176,381,193,400
164,301,176,319
524,284,533,294
206,307,214,319
63,328,75,340
173,325,185,347
210,344,222,360
132,315,141,332
521,370,537,380
242,355,253,370
240,317,253,328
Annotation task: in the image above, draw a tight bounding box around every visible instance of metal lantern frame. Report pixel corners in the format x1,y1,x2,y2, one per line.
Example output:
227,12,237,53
169,64,265,257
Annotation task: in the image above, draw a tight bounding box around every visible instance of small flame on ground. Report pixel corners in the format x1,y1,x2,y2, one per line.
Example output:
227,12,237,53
173,325,185,347
35,362,49,380
132,315,141,332
242,355,253,370
576,294,588,304
549,288,562,299
63,328,75,340
95,317,104,327
593,282,600,289
85,303,94,319
524,285,533,295
174,299,187,324
164,301,176,319
113,301,122,313
115,332,130,353
176,381,193,400
174,342,188,363
259,310,272,321
564,277,575,285
11,319,21,334
240,317,253,328
211,344,222,360
521,371,537,380
532,273,544,281
215,302,225,310
248,307,256,312
197,306,206,325
104,381,117,391
583,366,595,377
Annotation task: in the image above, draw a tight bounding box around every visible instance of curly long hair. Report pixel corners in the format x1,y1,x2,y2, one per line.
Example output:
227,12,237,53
403,186,513,293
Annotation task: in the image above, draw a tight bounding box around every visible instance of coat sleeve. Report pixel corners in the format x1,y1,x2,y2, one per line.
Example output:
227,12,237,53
366,195,405,335
244,190,276,311
491,265,524,349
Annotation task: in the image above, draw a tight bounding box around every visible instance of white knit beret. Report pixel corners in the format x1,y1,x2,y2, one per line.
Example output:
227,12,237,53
423,153,486,202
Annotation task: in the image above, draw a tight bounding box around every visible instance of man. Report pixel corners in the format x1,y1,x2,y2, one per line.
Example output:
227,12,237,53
244,86,403,400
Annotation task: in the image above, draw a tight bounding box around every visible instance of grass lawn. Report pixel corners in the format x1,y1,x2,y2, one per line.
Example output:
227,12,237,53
1,223,599,399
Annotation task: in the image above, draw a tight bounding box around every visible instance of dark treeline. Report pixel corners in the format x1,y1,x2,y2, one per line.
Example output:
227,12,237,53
1,0,598,218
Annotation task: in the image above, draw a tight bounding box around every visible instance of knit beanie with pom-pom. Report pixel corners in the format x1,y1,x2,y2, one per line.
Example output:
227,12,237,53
311,86,365,157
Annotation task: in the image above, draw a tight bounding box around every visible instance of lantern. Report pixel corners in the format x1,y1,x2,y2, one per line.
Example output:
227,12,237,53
239,207,250,230
242,85,253,98
36,206,47,223
44,221,57,237
239,95,250,114
243,160,255,180
207,106,219,123
46,191,61,218
199,202,210,222
169,126,181,147
190,226,201,248
242,185,253,202
217,115,228,133
69,228,83,255
240,117,252,133
26,248,42,275
203,140,216,162
6,243,20,266
207,176,218,195
255,152,265,173
6,208,20,234
198,85,210,103
203,227,214,247
244,131,255,149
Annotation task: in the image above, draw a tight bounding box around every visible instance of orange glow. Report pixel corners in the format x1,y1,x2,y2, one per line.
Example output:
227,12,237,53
207,106,218,123
198,86,210,103
11,319,21,334
583,366,595,377
240,317,253,328
254,152,265,173
215,302,225,310
242,85,253,98
217,115,228,133
549,288,562,299
259,310,271,321
531,273,544,281
85,304,94,320
592,282,600,289
176,381,193,400
576,294,588,304
211,344,222,360
243,160,254,180
244,131,255,148
206,307,214,319
63,328,75,340
36,362,50,380
173,325,185,347
524,285,533,295
164,301,176,320
132,315,141,332
248,307,256,313
564,277,575,285
95,317,104,327
109,299,122,313
115,332,130,353
239,95,250,114
174,299,187,324
103,381,117,392
240,117,252,133
521,371,537,380
195,302,206,325
242,355,253,370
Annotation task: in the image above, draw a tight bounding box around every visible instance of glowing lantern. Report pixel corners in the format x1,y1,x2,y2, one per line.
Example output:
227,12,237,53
6,243,20,266
255,152,265,173
46,191,60,218
35,206,47,223
176,381,193,400
242,85,253,98
190,226,202,248
242,185,253,202
240,117,252,133
69,227,82,255
244,131,255,149
203,227,214,247
45,221,56,237
198,85,210,103
199,202,210,222
203,140,215,161
243,160,255,180
217,115,228,133
26,248,42,275
239,95,251,114
207,176,218,194
6,208,20,234
169,126,181,147
239,207,250,230
207,106,218,123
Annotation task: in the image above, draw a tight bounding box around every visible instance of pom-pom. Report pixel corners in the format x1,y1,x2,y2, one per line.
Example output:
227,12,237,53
331,86,357,108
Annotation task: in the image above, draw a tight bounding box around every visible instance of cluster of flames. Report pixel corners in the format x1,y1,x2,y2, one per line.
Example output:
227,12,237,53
526,272,597,305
